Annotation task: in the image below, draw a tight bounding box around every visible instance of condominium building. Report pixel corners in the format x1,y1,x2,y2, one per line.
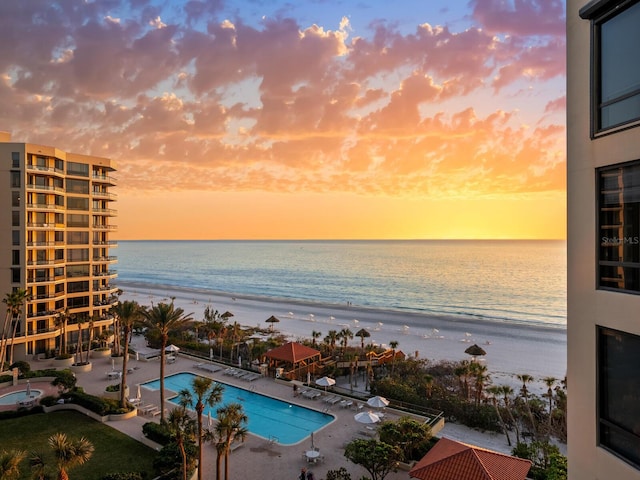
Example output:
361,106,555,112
0,132,118,364
567,0,640,478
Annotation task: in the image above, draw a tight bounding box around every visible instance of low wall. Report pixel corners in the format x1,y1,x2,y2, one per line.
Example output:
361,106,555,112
42,403,138,422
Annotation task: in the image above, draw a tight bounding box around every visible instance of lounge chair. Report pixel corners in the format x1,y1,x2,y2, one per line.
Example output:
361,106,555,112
323,395,338,404
327,396,342,405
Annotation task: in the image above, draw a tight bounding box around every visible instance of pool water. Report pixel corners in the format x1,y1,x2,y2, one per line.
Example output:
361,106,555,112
141,372,334,445
0,389,42,405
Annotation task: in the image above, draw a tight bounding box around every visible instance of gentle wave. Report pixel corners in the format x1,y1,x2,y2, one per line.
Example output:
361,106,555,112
115,240,566,329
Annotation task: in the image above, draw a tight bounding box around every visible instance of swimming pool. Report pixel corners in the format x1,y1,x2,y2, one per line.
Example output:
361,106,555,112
141,372,334,445
0,390,43,405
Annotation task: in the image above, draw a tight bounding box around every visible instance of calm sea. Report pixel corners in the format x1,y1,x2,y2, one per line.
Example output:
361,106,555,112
115,240,566,329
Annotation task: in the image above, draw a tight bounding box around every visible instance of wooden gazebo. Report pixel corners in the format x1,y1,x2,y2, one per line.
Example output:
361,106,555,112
263,342,321,379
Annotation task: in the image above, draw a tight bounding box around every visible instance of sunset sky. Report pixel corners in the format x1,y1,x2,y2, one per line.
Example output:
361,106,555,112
0,0,566,240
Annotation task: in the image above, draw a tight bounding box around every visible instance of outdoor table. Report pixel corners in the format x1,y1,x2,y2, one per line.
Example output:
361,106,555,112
306,450,320,463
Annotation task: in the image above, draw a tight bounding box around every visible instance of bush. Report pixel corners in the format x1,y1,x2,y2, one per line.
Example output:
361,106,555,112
55,353,73,360
143,422,172,445
106,383,122,392
9,360,31,375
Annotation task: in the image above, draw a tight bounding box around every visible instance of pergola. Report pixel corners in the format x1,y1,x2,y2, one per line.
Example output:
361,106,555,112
263,342,321,379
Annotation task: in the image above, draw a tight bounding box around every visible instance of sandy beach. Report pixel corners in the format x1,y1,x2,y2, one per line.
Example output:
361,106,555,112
118,280,567,392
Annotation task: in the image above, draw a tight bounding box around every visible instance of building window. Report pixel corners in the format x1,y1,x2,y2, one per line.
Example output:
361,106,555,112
11,210,19,226
67,161,89,177
582,0,640,133
598,162,640,292
11,191,20,207
11,152,20,167
66,178,89,194
12,230,19,246
10,171,20,187
11,268,20,283
12,250,19,265
598,326,640,467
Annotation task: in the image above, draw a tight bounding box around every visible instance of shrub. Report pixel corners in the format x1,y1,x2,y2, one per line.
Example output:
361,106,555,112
143,422,172,445
55,353,73,360
9,360,31,375
105,383,122,392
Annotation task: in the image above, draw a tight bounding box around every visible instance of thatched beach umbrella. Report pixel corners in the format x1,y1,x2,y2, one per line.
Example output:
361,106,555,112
464,344,487,361
221,311,234,319
266,315,280,332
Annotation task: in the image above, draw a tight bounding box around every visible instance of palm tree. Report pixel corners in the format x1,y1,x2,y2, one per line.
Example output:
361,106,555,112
48,432,94,480
112,300,142,407
486,386,511,446
74,316,85,364
1,289,31,367
142,301,193,423
167,407,197,480
178,376,224,480
324,330,338,355
339,328,353,354
29,451,47,480
454,361,471,400
517,373,537,438
311,330,322,347
0,448,26,480
83,314,97,364
53,308,70,357
499,385,520,444
469,362,490,406
389,340,399,374
542,376,557,435
355,328,370,353
215,403,248,480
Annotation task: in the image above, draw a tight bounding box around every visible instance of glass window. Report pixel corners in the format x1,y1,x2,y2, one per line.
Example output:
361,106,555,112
12,230,19,246
599,326,640,466
12,211,19,226
66,178,89,194
11,191,20,207
67,161,89,177
10,171,20,188
67,231,89,245
11,268,20,283
67,249,89,262
598,162,640,292
67,264,90,278
11,152,20,167
67,214,89,228
595,1,640,132
67,197,89,210
68,281,89,294
12,250,19,265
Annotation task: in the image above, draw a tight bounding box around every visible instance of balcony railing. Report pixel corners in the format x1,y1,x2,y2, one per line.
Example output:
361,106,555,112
92,191,117,199
92,173,118,184
92,256,117,263
26,184,65,193
92,224,117,230
27,203,65,211
26,164,65,175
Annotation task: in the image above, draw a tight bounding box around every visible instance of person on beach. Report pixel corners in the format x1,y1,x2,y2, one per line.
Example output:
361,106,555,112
299,468,306,480
293,384,298,397
306,471,315,480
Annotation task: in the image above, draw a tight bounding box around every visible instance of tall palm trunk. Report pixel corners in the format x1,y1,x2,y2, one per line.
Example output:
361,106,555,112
120,324,131,407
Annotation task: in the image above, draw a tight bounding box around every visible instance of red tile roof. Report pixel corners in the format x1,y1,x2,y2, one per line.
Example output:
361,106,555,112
409,438,532,480
264,342,321,363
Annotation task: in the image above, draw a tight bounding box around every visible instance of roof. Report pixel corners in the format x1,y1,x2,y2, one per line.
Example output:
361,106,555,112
409,438,532,480
264,342,321,364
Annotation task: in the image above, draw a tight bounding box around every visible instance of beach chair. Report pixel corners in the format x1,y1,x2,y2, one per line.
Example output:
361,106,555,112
328,396,342,405
323,395,337,404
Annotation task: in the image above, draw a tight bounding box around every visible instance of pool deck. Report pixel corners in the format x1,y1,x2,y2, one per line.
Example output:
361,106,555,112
3,338,428,480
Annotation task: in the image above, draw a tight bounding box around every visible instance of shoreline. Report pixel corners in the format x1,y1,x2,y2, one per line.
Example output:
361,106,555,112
116,280,567,389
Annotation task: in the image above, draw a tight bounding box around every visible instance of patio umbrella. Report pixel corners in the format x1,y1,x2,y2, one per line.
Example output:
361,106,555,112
221,311,234,319
354,411,380,424
136,384,141,400
464,344,487,361
315,376,336,392
165,344,180,353
266,315,280,332
367,396,389,408
26,380,31,397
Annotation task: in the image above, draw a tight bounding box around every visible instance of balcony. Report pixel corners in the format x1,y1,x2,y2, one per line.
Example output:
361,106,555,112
26,184,65,193
92,173,117,185
27,222,56,230
27,203,65,213
27,310,59,319
92,256,117,263
91,240,118,247
92,224,117,230
92,207,118,216
92,191,117,200
93,270,118,278
26,164,65,176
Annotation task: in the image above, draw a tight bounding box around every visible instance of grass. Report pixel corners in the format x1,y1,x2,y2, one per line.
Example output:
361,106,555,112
0,410,157,480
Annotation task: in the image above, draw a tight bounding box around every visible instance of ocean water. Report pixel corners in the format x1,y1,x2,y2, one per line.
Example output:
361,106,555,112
115,240,566,329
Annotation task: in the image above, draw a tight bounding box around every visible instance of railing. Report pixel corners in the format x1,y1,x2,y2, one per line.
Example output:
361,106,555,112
92,224,117,230
26,203,65,211
92,173,118,183
26,164,65,175
26,184,65,193
92,191,117,199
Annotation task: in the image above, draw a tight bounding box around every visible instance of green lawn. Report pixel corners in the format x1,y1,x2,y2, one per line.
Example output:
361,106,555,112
0,411,157,480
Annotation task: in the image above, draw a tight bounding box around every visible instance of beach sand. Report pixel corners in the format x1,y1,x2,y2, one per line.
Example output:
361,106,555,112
118,281,567,393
